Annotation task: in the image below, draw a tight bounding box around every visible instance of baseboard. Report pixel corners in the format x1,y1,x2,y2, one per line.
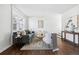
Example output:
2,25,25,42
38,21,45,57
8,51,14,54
0,44,12,53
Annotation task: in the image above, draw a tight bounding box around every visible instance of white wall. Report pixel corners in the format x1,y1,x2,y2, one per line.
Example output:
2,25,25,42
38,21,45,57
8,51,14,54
44,14,62,33
62,5,79,31
28,14,62,34
0,4,11,53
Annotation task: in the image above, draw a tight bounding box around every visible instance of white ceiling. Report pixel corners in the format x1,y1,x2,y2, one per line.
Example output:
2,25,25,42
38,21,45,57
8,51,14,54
13,4,78,16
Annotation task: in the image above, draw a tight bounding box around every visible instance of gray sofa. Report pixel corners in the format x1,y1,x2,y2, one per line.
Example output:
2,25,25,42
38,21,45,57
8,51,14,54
13,30,35,45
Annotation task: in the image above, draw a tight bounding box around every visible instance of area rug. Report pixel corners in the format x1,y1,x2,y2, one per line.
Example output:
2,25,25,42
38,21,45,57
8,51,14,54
21,37,53,50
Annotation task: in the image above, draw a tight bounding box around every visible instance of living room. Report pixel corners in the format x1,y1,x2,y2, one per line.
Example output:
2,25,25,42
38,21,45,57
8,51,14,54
0,4,79,55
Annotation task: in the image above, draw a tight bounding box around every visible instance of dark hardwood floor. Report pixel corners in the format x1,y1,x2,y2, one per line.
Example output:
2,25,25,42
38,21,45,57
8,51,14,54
0,39,79,55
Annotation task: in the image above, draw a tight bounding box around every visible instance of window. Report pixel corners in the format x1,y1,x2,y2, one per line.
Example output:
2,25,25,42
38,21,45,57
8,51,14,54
38,20,44,28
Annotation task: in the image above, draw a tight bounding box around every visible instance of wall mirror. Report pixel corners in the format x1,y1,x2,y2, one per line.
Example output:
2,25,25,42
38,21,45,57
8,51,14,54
11,4,54,50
